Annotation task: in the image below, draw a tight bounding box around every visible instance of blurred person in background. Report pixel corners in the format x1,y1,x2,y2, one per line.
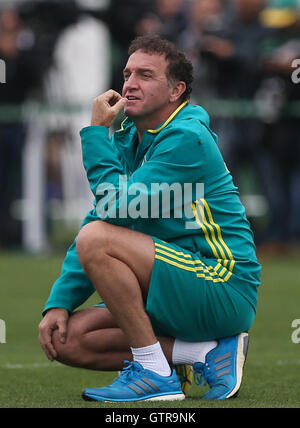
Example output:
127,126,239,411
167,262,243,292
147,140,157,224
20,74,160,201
0,5,43,249
257,0,300,252
177,0,228,100
107,0,189,93
192,0,280,248
12,1,111,251
105,0,154,93
147,0,189,43
43,0,111,231
20,0,80,74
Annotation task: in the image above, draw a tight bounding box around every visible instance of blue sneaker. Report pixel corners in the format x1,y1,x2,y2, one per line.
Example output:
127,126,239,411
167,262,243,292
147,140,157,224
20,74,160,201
82,360,185,402
193,332,249,400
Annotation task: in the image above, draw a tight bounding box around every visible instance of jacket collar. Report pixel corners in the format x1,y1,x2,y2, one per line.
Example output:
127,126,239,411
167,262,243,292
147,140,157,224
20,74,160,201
116,100,188,136
114,101,189,172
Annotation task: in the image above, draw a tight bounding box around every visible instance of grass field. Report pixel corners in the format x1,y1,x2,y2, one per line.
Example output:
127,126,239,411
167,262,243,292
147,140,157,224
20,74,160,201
0,250,300,409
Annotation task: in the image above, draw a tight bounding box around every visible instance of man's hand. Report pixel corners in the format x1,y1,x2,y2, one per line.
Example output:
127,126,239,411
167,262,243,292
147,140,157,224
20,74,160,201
38,308,69,361
91,90,126,127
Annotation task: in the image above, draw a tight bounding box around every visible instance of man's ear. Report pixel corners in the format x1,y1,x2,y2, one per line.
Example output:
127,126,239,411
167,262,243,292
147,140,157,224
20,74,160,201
170,81,186,103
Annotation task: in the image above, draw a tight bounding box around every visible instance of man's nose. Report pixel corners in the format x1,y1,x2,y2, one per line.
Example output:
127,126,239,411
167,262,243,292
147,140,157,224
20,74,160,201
124,74,139,90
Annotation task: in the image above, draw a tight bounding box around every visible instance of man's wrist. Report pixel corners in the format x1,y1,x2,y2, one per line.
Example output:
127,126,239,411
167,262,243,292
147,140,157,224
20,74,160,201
91,120,110,127
42,307,70,317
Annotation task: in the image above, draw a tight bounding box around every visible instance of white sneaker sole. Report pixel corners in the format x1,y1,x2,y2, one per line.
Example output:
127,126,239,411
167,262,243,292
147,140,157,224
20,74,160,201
83,392,185,403
144,393,185,402
226,332,249,399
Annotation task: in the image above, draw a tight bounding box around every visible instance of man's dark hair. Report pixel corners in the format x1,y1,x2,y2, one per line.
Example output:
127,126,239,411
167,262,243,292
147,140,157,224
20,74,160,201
128,35,193,102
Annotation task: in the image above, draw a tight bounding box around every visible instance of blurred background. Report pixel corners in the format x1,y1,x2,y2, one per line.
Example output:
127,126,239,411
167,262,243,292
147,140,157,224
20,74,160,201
1,0,300,257
1,0,300,408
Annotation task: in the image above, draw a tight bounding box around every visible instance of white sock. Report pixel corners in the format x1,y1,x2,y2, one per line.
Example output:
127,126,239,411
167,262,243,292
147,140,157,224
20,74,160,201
172,339,218,365
131,342,171,377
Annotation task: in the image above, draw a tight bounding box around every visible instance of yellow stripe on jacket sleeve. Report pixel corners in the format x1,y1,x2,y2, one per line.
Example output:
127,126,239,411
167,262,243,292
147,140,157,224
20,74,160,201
191,200,235,281
192,202,220,259
195,200,227,260
202,199,235,273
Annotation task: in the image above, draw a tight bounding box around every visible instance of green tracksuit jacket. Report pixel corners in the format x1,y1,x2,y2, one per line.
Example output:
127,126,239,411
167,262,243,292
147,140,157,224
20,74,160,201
43,102,261,314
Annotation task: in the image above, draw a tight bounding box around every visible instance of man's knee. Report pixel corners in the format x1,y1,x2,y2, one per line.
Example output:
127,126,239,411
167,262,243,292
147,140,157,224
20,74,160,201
52,307,117,368
76,221,109,266
52,328,83,367
52,323,96,369
51,310,92,368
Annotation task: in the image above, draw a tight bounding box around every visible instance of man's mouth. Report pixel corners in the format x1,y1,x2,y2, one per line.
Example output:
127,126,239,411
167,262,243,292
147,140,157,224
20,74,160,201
125,96,140,101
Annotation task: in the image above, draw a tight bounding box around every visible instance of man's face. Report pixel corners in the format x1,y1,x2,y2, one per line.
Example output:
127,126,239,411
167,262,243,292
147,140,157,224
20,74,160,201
122,50,174,120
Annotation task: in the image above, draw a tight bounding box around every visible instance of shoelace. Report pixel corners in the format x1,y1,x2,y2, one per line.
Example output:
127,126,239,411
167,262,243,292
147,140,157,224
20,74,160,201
116,360,143,384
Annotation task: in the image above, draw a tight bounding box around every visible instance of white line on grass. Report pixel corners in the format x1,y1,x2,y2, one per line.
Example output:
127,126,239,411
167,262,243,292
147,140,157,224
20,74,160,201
1,362,62,369
2,359,300,370
251,359,300,367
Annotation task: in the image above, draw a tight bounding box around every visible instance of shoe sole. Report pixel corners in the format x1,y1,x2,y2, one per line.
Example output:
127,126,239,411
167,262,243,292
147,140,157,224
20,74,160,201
82,391,185,403
225,332,249,399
